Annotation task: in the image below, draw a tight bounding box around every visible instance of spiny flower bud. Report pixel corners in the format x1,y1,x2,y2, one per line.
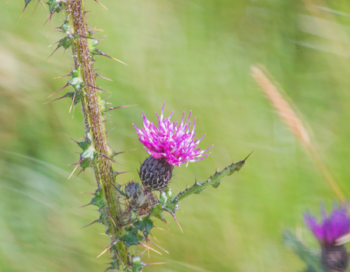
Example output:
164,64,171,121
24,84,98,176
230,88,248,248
125,182,143,203
304,204,350,272
139,156,173,191
133,103,212,191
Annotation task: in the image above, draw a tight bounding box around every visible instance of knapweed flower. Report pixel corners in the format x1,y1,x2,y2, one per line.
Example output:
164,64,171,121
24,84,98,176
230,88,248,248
133,103,212,191
304,204,350,271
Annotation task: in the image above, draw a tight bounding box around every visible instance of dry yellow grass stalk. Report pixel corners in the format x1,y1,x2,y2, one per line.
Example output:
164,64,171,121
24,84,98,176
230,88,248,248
251,65,345,202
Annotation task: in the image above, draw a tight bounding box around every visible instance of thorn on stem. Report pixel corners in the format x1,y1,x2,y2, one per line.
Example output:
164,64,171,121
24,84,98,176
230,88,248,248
106,207,117,227
97,241,117,258
69,90,77,113
63,133,79,144
31,0,46,16
115,170,132,176
46,12,55,37
74,168,84,178
172,214,183,233
106,127,115,134
96,49,126,65
98,153,120,164
80,203,91,208
113,149,137,157
94,0,108,10
96,73,112,81
68,159,81,179
53,74,70,79
88,27,104,32
43,94,66,104
48,83,69,98
81,220,99,229
106,104,137,111
18,3,29,22
144,262,168,266
244,151,253,161
46,45,60,60
139,242,162,255
149,240,169,254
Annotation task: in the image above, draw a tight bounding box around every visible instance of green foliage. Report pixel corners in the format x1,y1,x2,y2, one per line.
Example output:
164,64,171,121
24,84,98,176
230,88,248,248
283,230,325,272
47,0,63,14
91,188,106,209
58,36,72,50
7,0,349,271
134,216,154,237
175,158,247,203
122,227,143,247
131,256,145,272
77,132,91,150
158,188,178,214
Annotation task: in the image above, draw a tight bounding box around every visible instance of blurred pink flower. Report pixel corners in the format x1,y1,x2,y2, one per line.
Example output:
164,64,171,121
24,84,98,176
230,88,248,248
304,204,350,246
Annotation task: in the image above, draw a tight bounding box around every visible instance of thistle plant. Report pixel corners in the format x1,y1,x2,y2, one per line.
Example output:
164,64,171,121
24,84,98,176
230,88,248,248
284,204,350,272
18,1,248,271
305,205,350,272
134,103,213,191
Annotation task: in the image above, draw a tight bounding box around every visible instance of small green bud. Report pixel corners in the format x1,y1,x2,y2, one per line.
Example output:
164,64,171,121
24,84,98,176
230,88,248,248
47,0,63,14
125,182,143,202
59,36,72,50
80,145,96,168
87,37,99,53
68,66,84,90
60,17,73,34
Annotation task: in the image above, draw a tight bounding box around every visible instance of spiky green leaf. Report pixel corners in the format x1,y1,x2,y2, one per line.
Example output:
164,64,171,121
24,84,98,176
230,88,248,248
149,204,163,217
91,189,106,209
175,158,247,203
159,188,178,214
134,217,154,237
122,227,140,247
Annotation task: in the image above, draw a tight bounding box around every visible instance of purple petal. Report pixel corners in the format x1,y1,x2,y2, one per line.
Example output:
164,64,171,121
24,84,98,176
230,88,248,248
305,204,350,245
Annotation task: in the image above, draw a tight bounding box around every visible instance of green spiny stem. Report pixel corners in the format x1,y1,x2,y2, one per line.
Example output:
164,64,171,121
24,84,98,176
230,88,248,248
24,1,249,269
150,157,249,218
64,0,128,267
175,154,250,203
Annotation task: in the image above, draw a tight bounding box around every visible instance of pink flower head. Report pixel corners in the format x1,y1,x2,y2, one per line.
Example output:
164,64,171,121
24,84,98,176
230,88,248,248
304,204,350,246
133,103,213,167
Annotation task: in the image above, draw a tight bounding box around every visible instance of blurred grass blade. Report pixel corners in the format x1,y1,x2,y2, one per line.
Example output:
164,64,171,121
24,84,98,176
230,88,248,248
251,65,345,202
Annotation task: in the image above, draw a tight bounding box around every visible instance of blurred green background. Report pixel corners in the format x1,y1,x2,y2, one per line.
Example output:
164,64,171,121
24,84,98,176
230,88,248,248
1,0,350,271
